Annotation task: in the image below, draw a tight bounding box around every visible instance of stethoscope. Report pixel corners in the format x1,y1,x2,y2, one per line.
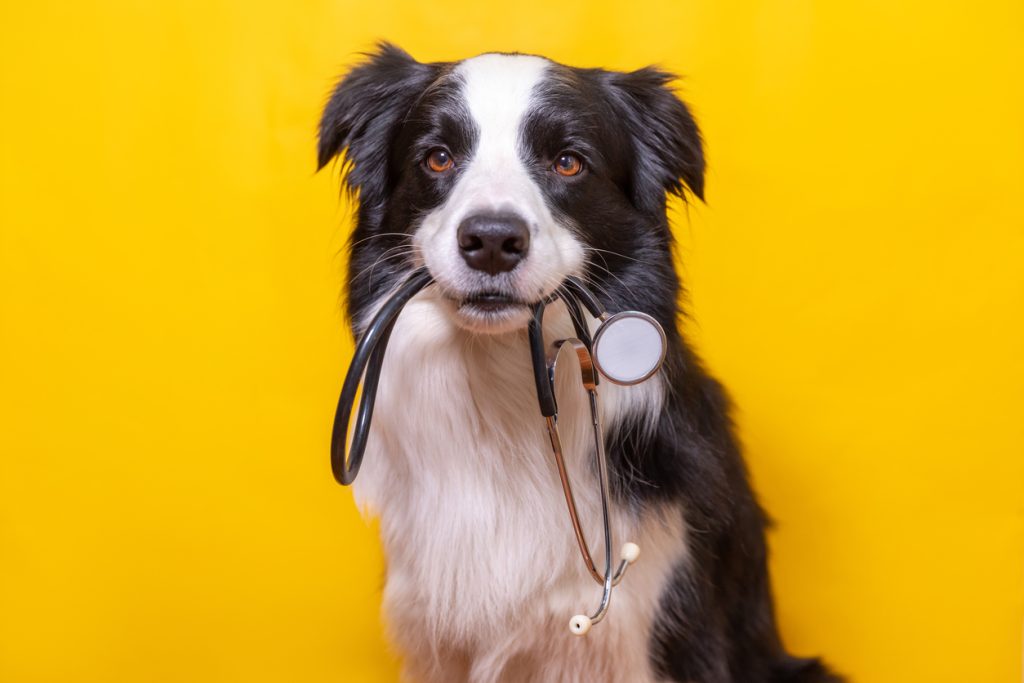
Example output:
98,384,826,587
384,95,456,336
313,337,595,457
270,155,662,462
331,268,667,636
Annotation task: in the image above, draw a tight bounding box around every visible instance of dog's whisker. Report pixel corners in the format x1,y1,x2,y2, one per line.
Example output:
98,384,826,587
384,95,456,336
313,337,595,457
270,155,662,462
349,231,413,249
583,251,641,303
582,245,642,265
350,246,418,294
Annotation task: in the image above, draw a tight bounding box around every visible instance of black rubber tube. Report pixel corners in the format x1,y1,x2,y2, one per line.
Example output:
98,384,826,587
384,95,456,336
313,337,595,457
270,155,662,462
529,302,557,418
330,268,433,485
562,275,605,319
560,289,594,348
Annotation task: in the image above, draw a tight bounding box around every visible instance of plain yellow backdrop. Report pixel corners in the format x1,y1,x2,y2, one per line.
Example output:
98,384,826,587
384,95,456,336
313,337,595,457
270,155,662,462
1,1,1022,681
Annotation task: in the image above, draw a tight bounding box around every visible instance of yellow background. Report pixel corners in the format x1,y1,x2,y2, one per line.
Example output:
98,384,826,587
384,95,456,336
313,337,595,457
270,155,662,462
1,1,1022,681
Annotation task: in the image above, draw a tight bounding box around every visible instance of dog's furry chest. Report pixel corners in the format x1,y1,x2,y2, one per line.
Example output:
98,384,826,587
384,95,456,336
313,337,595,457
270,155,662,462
351,295,686,682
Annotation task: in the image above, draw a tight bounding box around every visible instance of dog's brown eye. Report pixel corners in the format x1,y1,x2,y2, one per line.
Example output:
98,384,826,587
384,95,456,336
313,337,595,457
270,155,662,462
425,148,453,173
554,153,583,177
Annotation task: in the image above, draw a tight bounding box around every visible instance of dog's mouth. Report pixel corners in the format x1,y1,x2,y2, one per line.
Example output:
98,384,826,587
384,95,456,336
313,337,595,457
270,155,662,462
442,288,536,333
461,290,529,312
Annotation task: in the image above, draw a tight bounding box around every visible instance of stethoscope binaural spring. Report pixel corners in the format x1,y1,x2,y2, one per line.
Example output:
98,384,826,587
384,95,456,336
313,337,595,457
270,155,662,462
330,267,667,635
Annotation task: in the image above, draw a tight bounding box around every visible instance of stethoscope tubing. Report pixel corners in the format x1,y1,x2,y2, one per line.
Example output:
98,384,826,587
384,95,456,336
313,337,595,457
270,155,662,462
330,267,643,634
330,267,433,485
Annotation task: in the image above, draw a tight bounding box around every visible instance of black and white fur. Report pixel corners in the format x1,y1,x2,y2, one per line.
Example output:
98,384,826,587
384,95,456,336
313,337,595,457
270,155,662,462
318,43,841,683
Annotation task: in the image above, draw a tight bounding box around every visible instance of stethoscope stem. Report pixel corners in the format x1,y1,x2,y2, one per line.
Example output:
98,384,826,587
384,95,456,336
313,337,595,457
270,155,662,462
543,382,640,637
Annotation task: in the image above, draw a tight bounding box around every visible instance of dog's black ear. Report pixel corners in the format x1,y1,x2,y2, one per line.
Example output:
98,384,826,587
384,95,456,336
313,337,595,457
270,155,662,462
318,43,437,210
606,68,705,211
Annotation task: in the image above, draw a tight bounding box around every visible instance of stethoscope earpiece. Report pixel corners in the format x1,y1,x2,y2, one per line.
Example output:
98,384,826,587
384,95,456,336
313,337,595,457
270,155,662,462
620,541,641,564
569,614,592,636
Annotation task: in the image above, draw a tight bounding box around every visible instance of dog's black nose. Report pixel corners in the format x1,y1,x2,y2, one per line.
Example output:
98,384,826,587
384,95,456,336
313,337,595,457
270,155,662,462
457,213,530,275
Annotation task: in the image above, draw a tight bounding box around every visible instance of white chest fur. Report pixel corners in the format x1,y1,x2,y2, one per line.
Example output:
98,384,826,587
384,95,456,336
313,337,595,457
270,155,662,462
352,291,687,683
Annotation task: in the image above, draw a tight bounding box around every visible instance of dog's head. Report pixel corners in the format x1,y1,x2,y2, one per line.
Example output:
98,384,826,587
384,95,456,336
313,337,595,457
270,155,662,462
319,43,703,334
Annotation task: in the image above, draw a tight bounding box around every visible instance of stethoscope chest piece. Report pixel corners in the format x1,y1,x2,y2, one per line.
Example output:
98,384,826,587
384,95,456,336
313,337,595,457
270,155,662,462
592,311,667,385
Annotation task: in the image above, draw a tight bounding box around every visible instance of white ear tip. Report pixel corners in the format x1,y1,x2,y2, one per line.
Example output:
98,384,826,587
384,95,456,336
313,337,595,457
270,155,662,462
569,614,592,636
621,542,640,563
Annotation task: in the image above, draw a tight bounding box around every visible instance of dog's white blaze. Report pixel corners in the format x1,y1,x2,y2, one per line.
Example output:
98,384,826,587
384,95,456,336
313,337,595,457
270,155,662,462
353,54,687,683
413,53,585,328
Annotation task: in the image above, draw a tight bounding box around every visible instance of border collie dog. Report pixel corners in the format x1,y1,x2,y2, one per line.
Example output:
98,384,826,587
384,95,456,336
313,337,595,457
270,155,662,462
318,43,840,683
